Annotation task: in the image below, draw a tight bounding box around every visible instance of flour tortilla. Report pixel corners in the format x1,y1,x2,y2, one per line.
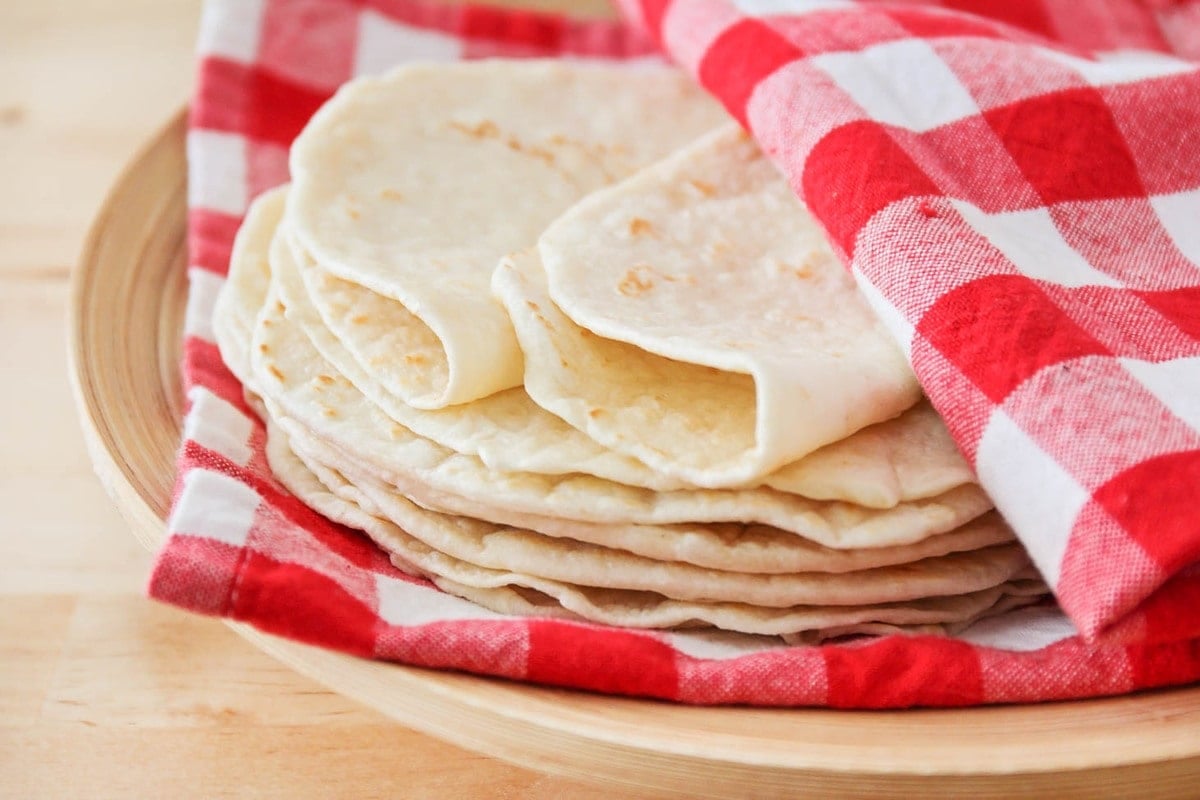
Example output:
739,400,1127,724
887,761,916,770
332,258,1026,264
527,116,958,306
251,289,993,547
279,403,1005,573
440,578,1048,642
513,124,920,485
287,61,727,408
218,186,973,504
272,222,690,492
497,249,969,505
267,427,1045,639
763,401,975,506
269,208,972,504
284,422,1029,607
212,186,286,387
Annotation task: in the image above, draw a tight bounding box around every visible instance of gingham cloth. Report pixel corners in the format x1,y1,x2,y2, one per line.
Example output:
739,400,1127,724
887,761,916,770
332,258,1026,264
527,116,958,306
148,0,1200,708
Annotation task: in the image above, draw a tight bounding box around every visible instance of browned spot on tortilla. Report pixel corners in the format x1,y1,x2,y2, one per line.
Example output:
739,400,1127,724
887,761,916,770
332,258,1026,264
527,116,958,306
316,374,335,385
404,353,427,365
0,105,26,126
346,207,360,220
261,318,273,327
389,424,405,439
525,300,540,312
380,188,404,201
258,343,269,354
450,120,499,139
618,265,655,296
628,217,653,236
505,136,556,166
322,408,338,418
548,132,614,158
588,408,605,419
275,300,286,313
350,314,369,325
267,365,285,381
660,272,696,286
687,179,717,197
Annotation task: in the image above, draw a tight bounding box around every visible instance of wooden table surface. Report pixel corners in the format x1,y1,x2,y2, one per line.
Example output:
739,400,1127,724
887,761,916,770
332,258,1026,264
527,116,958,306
0,1,641,796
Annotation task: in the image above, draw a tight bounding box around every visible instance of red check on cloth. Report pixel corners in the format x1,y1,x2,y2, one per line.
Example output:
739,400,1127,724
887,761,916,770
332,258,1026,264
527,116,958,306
150,0,1200,708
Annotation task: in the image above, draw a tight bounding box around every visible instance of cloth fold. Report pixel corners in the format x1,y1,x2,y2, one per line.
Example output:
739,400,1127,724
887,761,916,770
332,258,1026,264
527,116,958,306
148,0,1200,707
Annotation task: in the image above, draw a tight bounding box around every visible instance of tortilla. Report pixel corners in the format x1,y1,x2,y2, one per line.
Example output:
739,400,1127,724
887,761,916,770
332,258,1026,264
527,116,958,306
287,61,727,408
274,223,690,491
266,426,1045,639
284,421,1028,607
212,186,286,387
499,125,920,486
251,289,993,547
217,191,974,505
278,212,973,503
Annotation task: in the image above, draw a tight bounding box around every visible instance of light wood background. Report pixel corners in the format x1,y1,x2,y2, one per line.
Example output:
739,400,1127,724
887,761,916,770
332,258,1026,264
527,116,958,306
0,1,644,796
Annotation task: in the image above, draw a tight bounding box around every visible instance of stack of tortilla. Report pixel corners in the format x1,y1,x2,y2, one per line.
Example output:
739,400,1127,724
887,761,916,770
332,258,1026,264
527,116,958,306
213,61,1048,643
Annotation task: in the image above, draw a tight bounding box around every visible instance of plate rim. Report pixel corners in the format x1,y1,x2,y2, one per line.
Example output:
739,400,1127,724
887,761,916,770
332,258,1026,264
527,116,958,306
68,108,1200,798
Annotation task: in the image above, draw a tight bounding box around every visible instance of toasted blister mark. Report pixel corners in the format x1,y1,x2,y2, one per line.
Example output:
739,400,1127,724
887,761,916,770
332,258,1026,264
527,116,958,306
267,364,286,382
628,217,654,236
618,265,657,296
379,188,404,201
449,119,500,139
506,135,556,166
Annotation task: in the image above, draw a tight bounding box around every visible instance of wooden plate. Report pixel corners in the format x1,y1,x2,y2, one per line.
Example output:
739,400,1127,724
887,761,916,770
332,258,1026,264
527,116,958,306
69,110,1200,800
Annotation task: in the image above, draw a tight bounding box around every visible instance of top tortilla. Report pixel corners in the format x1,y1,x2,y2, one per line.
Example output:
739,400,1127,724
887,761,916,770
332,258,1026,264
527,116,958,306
287,60,727,408
529,124,922,485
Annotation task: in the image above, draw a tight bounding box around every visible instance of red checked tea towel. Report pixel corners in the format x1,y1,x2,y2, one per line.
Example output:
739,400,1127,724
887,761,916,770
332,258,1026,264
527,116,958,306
148,0,1200,708
620,0,1200,644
